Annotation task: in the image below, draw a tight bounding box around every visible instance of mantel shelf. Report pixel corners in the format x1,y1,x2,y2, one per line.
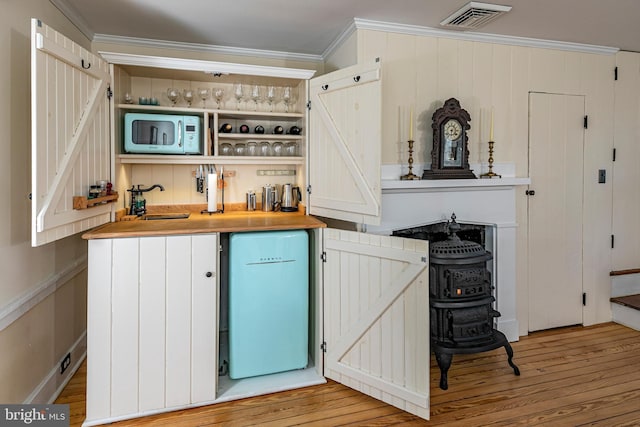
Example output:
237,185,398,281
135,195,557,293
381,177,531,192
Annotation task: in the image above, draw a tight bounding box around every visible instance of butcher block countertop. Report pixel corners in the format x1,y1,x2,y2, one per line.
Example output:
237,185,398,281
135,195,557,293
82,206,326,240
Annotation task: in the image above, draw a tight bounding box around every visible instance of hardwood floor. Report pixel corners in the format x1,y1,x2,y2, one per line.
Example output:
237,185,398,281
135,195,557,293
56,323,640,426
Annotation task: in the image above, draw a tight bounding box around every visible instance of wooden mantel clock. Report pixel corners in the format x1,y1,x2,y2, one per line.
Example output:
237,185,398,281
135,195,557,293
422,98,477,179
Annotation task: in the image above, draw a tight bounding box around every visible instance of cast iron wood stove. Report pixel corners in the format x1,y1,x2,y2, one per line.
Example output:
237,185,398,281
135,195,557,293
394,214,520,390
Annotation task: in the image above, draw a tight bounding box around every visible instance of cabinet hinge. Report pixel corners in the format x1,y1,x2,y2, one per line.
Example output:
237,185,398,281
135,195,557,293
614,66,618,81
611,234,615,249
583,292,587,306
321,251,327,263
613,148,617,162
306,100,311,110
306,185,312,194
321,342,327,352
583,115,588,129
107,86,113,100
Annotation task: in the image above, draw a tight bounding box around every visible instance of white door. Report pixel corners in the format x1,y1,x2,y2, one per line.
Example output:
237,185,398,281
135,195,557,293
528,92,585,332
31,19,112,247
308,62,382,225
323,228,430,420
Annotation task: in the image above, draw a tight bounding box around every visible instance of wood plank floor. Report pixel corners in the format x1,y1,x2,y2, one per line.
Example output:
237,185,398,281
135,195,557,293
56,322,640,426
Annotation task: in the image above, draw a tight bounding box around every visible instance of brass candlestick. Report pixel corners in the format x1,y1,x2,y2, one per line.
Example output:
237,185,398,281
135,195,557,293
480,141,501,179
400,139,421,180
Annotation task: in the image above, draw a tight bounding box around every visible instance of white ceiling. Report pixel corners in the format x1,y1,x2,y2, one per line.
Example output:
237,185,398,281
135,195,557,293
52,0,640,57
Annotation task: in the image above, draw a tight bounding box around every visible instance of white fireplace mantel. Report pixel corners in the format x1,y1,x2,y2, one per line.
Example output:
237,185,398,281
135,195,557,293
369,176,530,342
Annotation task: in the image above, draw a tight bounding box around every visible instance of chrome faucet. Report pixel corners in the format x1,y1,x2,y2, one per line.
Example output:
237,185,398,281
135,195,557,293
127,184,165,216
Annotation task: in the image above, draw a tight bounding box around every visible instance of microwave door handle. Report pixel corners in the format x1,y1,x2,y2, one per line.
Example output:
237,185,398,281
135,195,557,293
178,120,183,147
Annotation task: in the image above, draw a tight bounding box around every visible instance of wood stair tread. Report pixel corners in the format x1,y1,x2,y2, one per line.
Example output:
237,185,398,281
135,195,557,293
610,294,640,310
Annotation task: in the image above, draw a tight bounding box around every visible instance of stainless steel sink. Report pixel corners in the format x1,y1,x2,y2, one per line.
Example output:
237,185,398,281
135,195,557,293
143,213,190,220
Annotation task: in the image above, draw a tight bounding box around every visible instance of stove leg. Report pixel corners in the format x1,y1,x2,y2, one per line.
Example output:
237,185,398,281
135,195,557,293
434,351,453,390
503,342,520,376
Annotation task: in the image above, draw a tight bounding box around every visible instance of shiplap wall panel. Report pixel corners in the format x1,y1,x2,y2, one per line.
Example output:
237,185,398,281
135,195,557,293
86,239,113,422
324,228,429,419
165,236,193,407
138,237,167,412
357,29,615,332
110,238,140,416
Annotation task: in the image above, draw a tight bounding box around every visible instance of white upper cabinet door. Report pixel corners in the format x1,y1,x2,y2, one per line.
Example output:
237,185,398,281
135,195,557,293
31,19,112,247
323,229,430,420
309,62,382,225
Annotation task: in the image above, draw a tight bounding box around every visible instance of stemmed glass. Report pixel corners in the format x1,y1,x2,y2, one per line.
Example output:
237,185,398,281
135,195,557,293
197,88,210,108
183,89,194,107
266,86,277,112
250,84,262,111
234,83,244,110
282,86,293,112
167,88,180,107
213,88,224,109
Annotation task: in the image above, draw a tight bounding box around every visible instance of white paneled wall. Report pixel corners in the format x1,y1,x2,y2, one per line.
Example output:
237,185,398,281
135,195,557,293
356,29,615,333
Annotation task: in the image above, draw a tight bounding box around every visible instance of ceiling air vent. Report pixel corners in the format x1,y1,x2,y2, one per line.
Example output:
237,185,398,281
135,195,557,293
440,2,512,30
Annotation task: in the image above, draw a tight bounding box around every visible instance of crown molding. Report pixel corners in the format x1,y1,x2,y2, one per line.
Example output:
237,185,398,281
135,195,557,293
93,34,323,64
353,18,619,55
322,19,357,60
49,0,94,40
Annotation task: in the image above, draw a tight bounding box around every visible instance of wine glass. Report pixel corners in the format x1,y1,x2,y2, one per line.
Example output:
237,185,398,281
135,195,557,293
183,89,194,107
197,88,210,108
233,83,244,110
266,86,277,112
167,88,180,107
250,84,262,111
282,86,293,112
213,88,224,109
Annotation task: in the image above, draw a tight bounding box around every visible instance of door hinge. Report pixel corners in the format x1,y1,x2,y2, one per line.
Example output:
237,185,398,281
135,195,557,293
321,251,327,263
614,66,618,81
321,342,327,352
306,185,312,194
583,115,588,129
525,189,535,196
107,86,113,100
613,148,617,162
583,292,587,306
306,100,311,110
611,234,615,249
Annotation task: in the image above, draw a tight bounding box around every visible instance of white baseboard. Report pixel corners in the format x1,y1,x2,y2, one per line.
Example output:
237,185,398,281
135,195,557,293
24,331,87,404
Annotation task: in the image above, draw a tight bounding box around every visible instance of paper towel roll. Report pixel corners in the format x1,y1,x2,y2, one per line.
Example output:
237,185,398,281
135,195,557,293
208,173,217,212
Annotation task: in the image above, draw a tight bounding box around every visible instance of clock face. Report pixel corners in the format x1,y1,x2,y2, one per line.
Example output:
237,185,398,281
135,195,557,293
443,119,462,141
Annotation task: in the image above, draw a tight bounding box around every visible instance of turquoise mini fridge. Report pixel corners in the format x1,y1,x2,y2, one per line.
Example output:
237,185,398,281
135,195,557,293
228,230,309,379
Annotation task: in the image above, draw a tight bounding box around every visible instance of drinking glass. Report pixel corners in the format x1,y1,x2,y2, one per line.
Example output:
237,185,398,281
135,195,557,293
233,83,244,110
266,86,277,112
213,88,224,109
197,88,210,108
259,141,272,156
234,143,246,156
183,89,194,107
220,143,232,156
285,141,298,156
247,141,258,156
250,84,262,111
282,86,292,112
272,141,283,156
167,88,180,106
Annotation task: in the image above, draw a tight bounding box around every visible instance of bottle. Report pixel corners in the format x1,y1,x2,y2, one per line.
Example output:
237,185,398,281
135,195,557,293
239,124,250,133
273,125,284,134
219,123,233,133
288,125,301,135
254,125,265,134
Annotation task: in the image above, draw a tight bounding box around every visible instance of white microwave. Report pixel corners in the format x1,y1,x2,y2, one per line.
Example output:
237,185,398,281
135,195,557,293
124,113,202,154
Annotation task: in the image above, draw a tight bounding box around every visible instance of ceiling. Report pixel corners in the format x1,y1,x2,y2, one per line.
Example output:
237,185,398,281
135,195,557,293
52,0,640,57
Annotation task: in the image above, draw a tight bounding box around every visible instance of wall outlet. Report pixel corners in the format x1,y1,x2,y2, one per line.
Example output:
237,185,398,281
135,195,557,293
598,169,606,183
60,352,71,375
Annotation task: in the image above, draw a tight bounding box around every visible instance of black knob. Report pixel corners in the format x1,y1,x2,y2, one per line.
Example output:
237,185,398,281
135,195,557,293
206,272,213,278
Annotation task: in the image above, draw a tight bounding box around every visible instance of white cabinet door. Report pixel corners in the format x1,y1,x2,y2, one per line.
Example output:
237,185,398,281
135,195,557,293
86,234,218,425
309,62,382,225
31,19,112,247
323,229,430,420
